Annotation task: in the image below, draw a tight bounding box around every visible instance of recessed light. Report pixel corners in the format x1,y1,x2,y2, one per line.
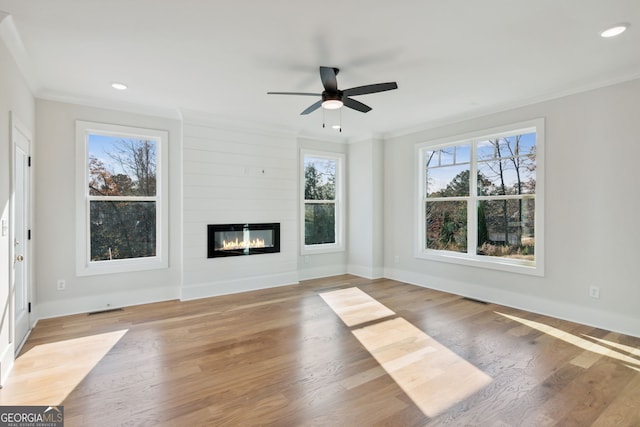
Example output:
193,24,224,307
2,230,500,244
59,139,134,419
111,82,128,90
600,23,629,38
332,125,341,130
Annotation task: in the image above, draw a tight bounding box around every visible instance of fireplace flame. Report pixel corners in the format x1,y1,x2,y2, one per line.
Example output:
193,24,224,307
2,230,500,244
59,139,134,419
222,237,266,250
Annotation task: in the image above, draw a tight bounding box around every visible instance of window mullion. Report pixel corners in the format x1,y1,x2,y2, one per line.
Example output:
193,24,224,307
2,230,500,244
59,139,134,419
85,195,92,266
468,140,478,256
477,194,535,201
304,199,336,204
89,195,157,202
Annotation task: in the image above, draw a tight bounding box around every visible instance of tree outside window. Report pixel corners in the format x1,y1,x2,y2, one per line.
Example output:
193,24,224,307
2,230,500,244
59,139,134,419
88,136,158,261
301,151,344,253
418,120,543,275
76,121,168,275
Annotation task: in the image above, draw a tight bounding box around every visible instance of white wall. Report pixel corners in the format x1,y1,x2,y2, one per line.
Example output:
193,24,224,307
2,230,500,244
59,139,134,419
4,11,639,365
34,100,182,318
0,15,35,382
297,137,349,280
383,78,640,337
348,137,384,279
181,113,299,299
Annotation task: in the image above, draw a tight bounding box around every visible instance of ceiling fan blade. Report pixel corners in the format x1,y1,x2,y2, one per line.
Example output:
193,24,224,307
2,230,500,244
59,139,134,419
267,92,321,96
343,97,372,113
342,82,398,97
301,100,322,115
319,66,339,92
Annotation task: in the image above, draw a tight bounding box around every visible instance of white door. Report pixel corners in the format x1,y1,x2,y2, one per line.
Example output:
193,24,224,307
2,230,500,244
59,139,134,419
12,115,31,351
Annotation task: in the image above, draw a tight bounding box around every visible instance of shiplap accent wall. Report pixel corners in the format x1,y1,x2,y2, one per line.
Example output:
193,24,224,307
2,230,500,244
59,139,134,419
181,116,299,299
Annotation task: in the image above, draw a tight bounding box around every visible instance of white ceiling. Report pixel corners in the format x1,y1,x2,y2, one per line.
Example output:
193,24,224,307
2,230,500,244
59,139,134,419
1,0,639,140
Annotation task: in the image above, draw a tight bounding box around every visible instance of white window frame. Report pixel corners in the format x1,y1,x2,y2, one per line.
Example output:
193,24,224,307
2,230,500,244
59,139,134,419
75,120,168,276
300,149,345,255
415,118,544,276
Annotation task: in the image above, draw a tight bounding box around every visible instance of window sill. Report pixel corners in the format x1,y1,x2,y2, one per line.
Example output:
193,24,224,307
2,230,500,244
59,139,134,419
415,250,543,276
77,256,168,277
301,243,345,256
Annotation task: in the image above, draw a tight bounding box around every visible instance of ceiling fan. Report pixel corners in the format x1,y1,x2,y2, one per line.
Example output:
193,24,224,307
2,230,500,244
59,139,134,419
267,66,398,115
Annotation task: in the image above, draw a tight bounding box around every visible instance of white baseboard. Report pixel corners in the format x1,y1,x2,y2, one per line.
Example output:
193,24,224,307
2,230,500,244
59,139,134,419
27,268,640,340
347,264,384,280
180,271,299,301
297,265,348,281
35,285,180,320
384,267,640,338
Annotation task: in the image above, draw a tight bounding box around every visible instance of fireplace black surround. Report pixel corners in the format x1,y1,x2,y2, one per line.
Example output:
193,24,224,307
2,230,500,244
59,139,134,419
207,223,280,258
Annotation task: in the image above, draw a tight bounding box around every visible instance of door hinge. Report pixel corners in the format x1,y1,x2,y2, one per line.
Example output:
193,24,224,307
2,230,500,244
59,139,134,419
28,156,32,167
28,229,31,240
28,302,31,313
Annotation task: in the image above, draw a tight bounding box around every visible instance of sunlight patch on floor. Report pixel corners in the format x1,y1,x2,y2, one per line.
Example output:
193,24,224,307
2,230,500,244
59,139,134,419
352,317,492,417
0,329,128,406
319,287,395,327
496,312,640,368
583,335,640,357
320,287,492,417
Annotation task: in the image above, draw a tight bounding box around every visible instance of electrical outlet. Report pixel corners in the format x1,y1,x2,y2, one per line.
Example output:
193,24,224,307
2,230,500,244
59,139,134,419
57,279,66,291
589,285,600,299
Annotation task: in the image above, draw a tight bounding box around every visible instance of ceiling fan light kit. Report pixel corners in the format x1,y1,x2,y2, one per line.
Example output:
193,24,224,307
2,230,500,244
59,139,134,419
268,66,398,130
321,96,343,110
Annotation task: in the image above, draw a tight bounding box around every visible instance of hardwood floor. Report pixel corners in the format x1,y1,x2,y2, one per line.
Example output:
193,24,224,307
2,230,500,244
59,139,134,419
3,275,640,426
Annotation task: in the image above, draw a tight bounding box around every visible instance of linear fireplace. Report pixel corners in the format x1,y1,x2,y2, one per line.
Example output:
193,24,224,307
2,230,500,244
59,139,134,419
207,223,280,258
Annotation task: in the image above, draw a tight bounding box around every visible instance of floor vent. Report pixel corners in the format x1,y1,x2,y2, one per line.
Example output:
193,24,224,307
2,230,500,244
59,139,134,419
88,308,124,316
462,297,489,305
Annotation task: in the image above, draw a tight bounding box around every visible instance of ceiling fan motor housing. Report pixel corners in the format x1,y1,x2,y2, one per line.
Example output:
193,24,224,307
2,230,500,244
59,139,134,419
322,90,343,103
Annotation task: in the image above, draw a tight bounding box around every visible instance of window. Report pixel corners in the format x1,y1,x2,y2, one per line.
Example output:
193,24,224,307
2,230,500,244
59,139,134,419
76,121,168,275
416,119,544,275
301,150,345,254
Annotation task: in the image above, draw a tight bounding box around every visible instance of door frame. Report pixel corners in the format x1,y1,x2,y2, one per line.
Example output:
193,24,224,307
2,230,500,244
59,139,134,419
10,111,33,354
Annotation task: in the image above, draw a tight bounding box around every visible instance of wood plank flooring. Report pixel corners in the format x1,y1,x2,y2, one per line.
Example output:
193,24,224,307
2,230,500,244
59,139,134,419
3,275,640,426
0,330,126,406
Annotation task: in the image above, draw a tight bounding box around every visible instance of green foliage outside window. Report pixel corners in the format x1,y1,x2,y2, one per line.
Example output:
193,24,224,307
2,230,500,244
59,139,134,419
304,157,337,246
425,133,536,261
88,136,157,261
